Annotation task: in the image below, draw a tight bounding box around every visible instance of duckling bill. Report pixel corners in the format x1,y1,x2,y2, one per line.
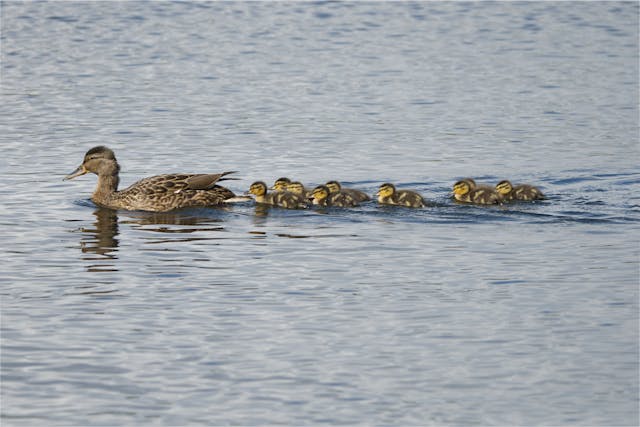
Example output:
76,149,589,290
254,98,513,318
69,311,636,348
64,146,239,212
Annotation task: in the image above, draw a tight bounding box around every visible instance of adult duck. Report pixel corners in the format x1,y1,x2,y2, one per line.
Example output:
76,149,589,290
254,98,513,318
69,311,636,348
64,146,240,212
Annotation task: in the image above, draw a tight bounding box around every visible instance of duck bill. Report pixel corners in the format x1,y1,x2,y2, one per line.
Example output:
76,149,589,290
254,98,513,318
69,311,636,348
63,165,87,181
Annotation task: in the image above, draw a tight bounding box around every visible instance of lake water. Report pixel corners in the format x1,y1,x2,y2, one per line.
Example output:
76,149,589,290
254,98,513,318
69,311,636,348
1,1,639,425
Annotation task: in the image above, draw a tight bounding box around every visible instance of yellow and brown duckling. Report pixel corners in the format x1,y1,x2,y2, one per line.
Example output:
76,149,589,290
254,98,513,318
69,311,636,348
64,146,239,212
452,180,502,205
325,180,371,202
460,177,494,192
249,181,308,209
271,177,291,192
286,181,314,199
376,183,426,208
311,185,360,207
495,180,545,202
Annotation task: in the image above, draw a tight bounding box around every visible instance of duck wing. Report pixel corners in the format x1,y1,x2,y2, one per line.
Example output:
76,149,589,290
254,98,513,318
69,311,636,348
122,172,236,195
185,171,238,190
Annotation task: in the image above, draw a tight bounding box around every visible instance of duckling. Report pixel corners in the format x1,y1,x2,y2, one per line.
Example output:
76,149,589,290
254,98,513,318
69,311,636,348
286,181,314,199
271,177,291,192
249,181,308,209
311,185,360,207
495,180,545,202
63,146,240,212
452,180,502,205
376,183,426,208
325,180,371,202
460,177,494,192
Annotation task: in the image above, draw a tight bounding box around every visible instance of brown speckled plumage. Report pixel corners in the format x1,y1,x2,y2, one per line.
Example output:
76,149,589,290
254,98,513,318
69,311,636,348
325,181,371,202
249,181,309,209
452,180,502,205
64,146,237,212
376,183,426,208
311,185,360,207
496,180,545,202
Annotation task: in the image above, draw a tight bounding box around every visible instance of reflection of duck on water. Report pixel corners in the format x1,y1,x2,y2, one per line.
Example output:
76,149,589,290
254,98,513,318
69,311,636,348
80,207,119,258
79,208,233,256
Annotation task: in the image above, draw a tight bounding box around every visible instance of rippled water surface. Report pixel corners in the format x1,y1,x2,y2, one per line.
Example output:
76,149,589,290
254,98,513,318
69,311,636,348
1,2,639,426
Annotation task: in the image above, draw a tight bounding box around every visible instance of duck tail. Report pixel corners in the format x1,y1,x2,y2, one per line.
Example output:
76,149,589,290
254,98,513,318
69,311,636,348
218,171,240,182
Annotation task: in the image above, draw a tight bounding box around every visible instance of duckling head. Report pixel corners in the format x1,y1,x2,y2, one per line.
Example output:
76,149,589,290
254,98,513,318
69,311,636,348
249,181,268,197
495,180,513,195
460,178,477,189
271,177,291,191
325,180,342,194
64,146,119,180
452,180,471,196
287,181,305,195
311,185,330,203
377,183,396,198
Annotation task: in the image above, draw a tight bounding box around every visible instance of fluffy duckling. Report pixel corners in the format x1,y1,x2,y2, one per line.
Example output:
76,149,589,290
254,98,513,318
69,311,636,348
311,185,360,207
495,180,545,202
286,181,314,199
325,180,371,202
460,177,494,192
376,183,426,208
249,181,308,209
452,180,502,205
271,177,291,192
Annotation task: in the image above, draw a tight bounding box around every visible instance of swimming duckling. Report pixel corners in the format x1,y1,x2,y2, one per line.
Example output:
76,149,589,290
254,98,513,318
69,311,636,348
376,183,426,208
325,180,371,202
311,185,360,207
249,181,308,209
495,180,545,202
460,177,494,192
63,146,240,212
452,180,502,205
286,181,314,199
271,177,291,192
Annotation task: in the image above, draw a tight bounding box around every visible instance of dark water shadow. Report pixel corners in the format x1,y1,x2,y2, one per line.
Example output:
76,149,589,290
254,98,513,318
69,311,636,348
72,205,237,271
79,207,120,259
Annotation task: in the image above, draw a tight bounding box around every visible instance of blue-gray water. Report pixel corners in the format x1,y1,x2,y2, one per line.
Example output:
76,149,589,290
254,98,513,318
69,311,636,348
1,1,639,426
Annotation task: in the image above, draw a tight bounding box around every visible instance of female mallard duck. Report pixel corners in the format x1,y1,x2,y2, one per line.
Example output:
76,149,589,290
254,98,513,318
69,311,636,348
452,180,502,205
249,181,308,209
271,177,291,192
376,183,426,208
325,180,371,202
311,185,360,207
286,181,314,199
495,180,545,202
64,146,240,212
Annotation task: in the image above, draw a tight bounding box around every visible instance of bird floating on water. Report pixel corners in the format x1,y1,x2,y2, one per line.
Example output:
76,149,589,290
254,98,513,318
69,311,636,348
64,146,244,212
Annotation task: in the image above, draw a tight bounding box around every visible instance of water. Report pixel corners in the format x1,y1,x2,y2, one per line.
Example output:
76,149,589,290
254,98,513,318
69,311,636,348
1,1,639,425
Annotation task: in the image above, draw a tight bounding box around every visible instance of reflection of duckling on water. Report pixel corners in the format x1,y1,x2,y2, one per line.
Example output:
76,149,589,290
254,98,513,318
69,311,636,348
376,183,426,208
452,180,502,205
325,180,371,202
311,185,360,207
286,181,313,199
271,177,291,192
64,146,240,212
249,181,308,209
496,180,545,202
